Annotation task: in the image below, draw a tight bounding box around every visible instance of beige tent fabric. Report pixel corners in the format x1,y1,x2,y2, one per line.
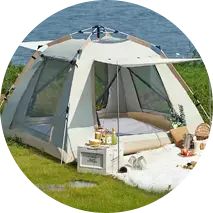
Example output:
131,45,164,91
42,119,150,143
67,42,95,127
122,132,171,155
20,41,51,51
47,35,71,47
43,39,87,61
156,63,203,132
85,40,199,67
2,34,205,163
127,35,151,48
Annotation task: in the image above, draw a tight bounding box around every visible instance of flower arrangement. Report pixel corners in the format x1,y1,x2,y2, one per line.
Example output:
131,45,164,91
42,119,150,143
169,105,186,128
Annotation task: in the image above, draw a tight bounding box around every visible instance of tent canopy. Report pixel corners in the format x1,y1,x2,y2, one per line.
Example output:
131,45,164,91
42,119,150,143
21,38,200,66
2,26,204,163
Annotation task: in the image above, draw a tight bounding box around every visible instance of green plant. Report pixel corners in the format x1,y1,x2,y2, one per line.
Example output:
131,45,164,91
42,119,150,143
169,105,186,128
1,62,24,94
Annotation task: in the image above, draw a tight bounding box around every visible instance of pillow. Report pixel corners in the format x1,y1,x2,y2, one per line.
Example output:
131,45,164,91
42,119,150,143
170,126,189,148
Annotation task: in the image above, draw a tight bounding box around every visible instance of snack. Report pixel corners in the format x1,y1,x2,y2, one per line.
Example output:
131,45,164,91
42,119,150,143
180,148,193,157
186,150,193,157
89,139,101,146
181,148,188,156
200,143,206,150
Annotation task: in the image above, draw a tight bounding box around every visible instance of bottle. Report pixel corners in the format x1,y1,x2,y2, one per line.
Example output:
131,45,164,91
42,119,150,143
105,133,111,145
111,128,117,145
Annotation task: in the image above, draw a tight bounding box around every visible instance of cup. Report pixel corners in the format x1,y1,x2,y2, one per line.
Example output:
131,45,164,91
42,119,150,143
200,143,206,150
95,132,102,140
105,134,111,145
193,141,200,155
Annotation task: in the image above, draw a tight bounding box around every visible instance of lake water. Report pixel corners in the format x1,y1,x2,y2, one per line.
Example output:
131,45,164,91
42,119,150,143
12,0,195,64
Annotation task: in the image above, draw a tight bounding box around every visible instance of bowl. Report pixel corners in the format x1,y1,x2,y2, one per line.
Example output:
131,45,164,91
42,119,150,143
89,139,101,146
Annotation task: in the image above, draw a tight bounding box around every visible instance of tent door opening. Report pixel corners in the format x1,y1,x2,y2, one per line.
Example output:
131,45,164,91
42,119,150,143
94,61,172,136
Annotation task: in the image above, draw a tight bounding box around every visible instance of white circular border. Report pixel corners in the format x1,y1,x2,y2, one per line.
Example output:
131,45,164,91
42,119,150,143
0,1,212,213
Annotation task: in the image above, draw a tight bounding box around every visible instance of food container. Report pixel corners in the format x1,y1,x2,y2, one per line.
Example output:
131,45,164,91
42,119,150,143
195,123,210,140
193,141,200,154
105,134,112,145
200,142,206,150
95,132,102,140
198,139,207,150
99,128,106,136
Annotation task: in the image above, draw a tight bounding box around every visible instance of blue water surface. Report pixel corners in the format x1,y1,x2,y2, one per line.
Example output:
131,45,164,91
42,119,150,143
12,0,195,64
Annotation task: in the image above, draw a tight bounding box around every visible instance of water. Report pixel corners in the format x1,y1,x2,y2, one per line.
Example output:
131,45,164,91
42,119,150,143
12,0,194,65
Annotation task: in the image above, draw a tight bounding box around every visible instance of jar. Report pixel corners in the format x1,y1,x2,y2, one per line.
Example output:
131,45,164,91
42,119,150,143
95,131,102,140
105,134,112,145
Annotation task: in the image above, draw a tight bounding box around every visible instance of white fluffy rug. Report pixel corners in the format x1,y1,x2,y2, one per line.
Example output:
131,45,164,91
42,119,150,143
115,144,201,192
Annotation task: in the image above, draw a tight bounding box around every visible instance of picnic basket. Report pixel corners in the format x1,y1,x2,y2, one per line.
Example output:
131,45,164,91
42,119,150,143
195,123,210,140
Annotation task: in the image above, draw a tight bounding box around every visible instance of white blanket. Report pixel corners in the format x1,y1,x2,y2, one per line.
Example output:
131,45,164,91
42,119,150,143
115,144,200,191
100,117,163,135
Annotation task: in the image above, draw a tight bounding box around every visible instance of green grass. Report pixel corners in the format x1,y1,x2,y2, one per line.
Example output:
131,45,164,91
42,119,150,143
174,62,212,123
0,63,24,112
7,137,166,212
1,63,24,94
1,62,212,211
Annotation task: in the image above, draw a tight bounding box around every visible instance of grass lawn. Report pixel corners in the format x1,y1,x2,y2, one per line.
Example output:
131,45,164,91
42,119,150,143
7,137,166,212
1,63,24,94
174,62,212,123
1,62,211,212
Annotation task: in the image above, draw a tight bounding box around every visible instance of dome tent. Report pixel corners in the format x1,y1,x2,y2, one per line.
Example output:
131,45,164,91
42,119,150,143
1,26,203,163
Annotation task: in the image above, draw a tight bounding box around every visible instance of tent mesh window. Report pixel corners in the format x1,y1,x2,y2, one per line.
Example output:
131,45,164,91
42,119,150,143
27,59,71,117
95,62,109,110
129,66,171,114
92,62,171,136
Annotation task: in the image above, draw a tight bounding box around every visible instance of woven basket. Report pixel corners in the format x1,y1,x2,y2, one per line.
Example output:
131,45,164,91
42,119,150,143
195,123,210,140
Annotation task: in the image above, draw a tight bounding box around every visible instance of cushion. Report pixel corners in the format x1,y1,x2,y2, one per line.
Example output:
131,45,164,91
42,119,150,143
170,126,189,148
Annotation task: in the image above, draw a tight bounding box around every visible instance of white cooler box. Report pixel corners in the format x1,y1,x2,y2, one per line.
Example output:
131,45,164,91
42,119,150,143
77,145,123,175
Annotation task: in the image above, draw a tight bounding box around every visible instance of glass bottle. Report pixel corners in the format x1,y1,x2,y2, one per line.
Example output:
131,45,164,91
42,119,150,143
111,128,117,145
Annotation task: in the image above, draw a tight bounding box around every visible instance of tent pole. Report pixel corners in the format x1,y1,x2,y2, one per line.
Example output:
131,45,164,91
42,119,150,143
60,106,69,164
70,27,93,36
116,64,120,172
